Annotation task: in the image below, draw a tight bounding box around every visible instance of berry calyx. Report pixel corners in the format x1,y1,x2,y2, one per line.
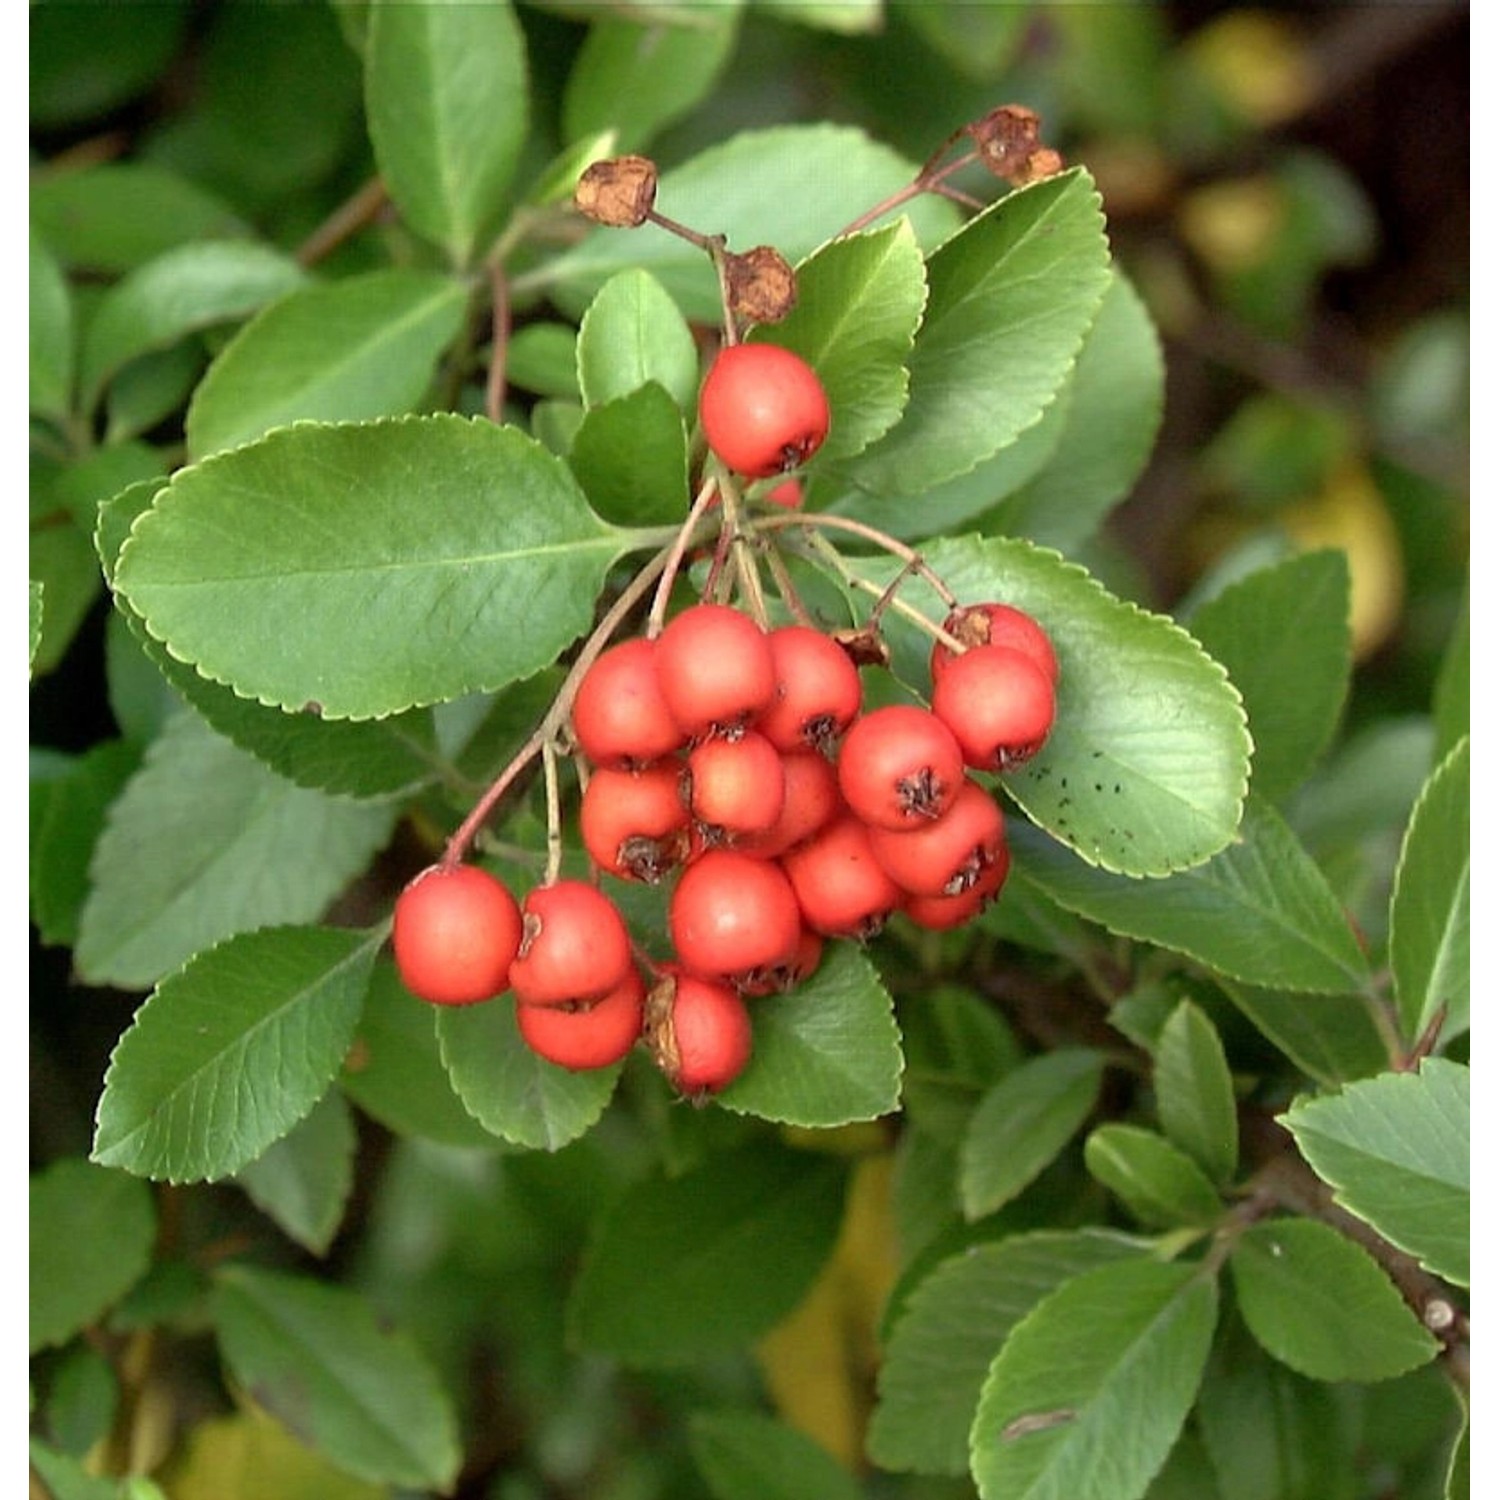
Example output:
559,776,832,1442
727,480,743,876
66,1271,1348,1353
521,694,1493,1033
392,863,524,1006
698,342,831,479
508,880,635,1008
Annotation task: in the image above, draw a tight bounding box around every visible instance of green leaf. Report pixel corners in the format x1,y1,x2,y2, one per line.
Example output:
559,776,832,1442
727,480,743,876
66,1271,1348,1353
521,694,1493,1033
1084,1124,1223,1229
185,268,470,459
753,0,881,32
562,7,740,154
539,123,961,322
897,982,1023,1143
760,219,928,467
29,580,44,676
30,739,140,950
1009,798,1370,992
31,227,74,420
30,161,249,275
28,522,103,680
29,1159,157,1354
864,534,1251,875
567,1140,845,1365
74,712,397,990
959,1048,1105,1220
568,382,691,526
1185,550,1352,802
1281,1058,1469,1287
969,1259,1219,1500
1154,1000,1239,1187
105,342,205,445
234,1092,357,1256
114,415,635,721
211,1263,461,1490
30,0,188,128
868,1229,1145,1475
436,996,621,1152
91,925,381,1183
1196,1310,1363,1500
1390,736,1469,1044
985,267,1166,554
717,942,904,1127
364,0,528,267
828,169,1111,500
1229,1218,1439,1382
576,268,701,412
78,241,308,409
689,1410,864,1500
505,321,581,399
28,1440,131,1500
1217,981,1389,1086
340,960,503,1150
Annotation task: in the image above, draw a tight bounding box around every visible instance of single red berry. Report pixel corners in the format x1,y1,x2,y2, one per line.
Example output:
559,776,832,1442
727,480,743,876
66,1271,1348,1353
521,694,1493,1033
931,603,1059,685
780,813,904,940
508,880,634,1008
698,342,831,479
515,965,645,1071
392,863,523,1006
579,762,690,882
653,602,777,739
836,704,964,831
645,969,754,1096
668,848,802,988
900,840,1011,930
571,636,685,769
757,625,863,754
685,730,786,841
931,644,1056,771
741,747,842,859
866,777,1007,898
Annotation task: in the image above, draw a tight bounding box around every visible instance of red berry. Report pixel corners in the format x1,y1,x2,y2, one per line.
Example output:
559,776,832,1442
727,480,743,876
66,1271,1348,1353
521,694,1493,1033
579,762,690,882
392,863,523,1006
653,603,777,739
571,636,684,769
515,966,645,1070
900,841,1011,930
866,777,1007,898
931,644,1056,771
508,880,634,1008
780,813,904,940
931,603,1059,685
685,730,786,841
757,625,863,754
836,704,964,831
762,477,804,509
646,969,754,1096
741,747,842,859
668,848,802,988
698,342,831,479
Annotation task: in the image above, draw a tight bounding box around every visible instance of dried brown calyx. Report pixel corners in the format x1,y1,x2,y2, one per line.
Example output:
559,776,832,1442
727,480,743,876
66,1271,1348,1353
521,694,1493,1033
574,154,659,227
966,105,1065,187
724,245,798,325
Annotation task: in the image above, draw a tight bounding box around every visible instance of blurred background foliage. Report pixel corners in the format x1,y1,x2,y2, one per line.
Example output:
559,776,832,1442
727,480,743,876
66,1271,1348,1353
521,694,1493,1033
31,3,1468,1498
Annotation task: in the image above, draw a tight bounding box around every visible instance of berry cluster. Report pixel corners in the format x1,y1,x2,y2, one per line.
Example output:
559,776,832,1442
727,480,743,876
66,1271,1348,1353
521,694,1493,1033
392,592,1058,1101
